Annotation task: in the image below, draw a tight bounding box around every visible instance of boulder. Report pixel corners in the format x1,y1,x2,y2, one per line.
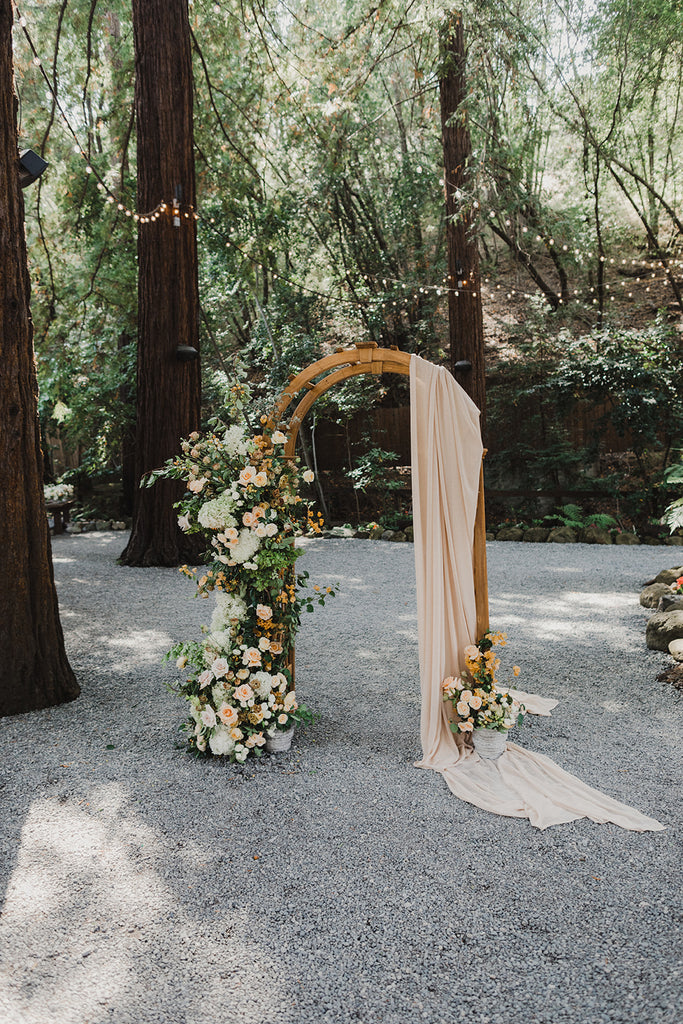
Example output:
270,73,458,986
665,536,683,546
404,526,414,542
368,525,384,540
96,519,112,531
354,529,370,540
387,531,407,542
112,521,127,531
615,532,640,545
329,526,355,538
496,527,524,542
646,610,683,652
657,593,683,613
381,530,396,541
547,526,578,543
580,526,613,545
639,583,672,608
669,639,683,662
485,531,496,542
644,537,665,545
653,567,683,586
523,527,550,543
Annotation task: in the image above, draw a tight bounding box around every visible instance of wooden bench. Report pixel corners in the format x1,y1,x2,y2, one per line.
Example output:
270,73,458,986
46,500,74,534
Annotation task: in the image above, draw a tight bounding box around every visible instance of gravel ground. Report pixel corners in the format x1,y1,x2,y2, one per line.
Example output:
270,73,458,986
0,533,681,1024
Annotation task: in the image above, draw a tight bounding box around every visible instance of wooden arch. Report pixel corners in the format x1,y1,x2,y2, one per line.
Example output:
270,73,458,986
271,342,489,637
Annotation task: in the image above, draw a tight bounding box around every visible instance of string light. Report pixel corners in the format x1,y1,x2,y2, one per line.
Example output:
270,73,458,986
14,4,682,316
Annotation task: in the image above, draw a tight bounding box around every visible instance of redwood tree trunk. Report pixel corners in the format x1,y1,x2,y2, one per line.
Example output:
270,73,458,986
439,12,487,434
120,0,201,566
0,0,79,716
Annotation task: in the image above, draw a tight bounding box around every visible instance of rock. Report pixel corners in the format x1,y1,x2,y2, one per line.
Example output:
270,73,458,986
657,593,683,612
69,523,83,533
381,530,396,541
496,527,524,542
644,537,665,545
96,519,111,531
639,583,672,608
653,567,683,586
403,526,414,542
111,521,127,531
669,639,683,662
615,532,640,545
547,526,578,543
329,526,355,538
523,527,550,543
665,536,683,546
368,526,384,540
646,610,683,652
580,526,612,545
354,530,370,540
388,531,407,542
486,531,496,541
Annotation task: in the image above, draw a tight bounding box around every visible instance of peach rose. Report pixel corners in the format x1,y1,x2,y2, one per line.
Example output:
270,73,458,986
460,690,473,703
234,684,254,704
200,706,217,728
239,466,257,486
229,727,244,741
254,472,268,487
256,604,272,621
468,695,482,710
302,469,314,483
242,511,257,527
258,636,271,652
456,700,470,717
269,641,283,656
265,522,278,537
277,713,289,725
188,477,208,493
271,431,287,444
211,658,230,679
198,669,213,689
255,524,268,538
458,721,474,732
464,645,480,660
217,704,239,726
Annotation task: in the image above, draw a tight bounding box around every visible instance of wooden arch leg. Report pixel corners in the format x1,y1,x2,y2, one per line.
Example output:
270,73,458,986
473,459,489,638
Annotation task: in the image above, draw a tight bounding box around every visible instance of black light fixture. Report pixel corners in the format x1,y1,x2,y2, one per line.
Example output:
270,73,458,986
453,359,472,372
19,149,48,189
176,344,199,362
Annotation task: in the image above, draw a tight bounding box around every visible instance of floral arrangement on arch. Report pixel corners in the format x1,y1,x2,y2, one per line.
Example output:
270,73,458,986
148,417,333,762
442,631,525,734
670,575,683,596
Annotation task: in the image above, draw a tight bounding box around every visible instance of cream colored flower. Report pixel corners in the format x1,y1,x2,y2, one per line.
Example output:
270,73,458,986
460,689,473,703
255,523,268,538
229,727,244,741
242,510,257,527
239,466,257,486
254,472,268,487
265,522,278,537
513,666,521,677
200,706,217,728
272,431,287,444
242,647,262,668
256,604,272,620
187,477,208,493
211,657,230,679
236,668,250,680
458,721,474,732
277,713,289,725
176,655,188,670
234,684,255,704
270,641,283,656
284,691,298,711
464,645,480,660
456,700,470,717
198,669,213,689
302,469,314,483
468,695,482,710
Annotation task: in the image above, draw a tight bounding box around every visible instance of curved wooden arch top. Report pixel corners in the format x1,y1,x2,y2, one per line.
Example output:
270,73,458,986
270,342,411,458
271,341,489,637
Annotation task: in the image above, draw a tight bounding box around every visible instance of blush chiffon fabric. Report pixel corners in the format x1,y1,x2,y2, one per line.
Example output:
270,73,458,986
409,354,663,831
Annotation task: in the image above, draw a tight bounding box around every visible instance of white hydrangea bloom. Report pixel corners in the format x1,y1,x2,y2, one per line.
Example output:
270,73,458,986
197,493,238,531
208,725,236,756
231,528,260,564
223,425,249,460
211,592,248,632
206,629,233,653
251,671,274,698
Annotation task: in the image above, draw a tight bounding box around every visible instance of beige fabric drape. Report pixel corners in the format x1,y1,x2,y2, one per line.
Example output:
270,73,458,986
410,354,664,831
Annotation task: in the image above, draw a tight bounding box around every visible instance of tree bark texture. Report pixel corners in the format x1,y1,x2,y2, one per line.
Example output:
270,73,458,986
0,0,79,715
121,0,201,566
439,12,487,434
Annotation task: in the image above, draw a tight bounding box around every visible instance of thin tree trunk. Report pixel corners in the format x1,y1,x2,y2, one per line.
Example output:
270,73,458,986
121,0,201,566
0,0,79,715
439,11,486,433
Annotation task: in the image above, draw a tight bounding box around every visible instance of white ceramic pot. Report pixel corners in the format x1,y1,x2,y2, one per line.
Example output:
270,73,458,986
265,725,295,753
472,727,508,759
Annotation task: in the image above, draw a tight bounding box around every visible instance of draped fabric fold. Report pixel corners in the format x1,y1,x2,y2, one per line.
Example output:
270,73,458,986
409,354,664,832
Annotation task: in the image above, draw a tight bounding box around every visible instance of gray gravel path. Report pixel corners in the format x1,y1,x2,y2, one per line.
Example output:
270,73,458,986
0,533,681,1024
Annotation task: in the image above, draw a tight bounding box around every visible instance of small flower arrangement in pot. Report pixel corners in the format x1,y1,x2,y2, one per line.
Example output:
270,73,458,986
442,631,525,759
